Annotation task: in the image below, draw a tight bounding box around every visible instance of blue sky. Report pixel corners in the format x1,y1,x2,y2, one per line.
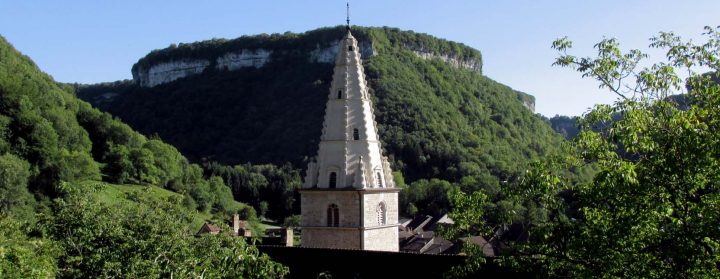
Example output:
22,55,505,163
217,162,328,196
1,0,718,116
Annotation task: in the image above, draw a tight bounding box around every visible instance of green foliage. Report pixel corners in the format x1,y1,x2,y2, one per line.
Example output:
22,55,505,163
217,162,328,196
0,35,287,276
209,175,234,212
0,215,57,278
189,179,212,212
259,201,269,218
237,206,258,222
399,179,456,217
449,26,720,278
365,31,553,184
57,149,101,182
46,181,287,278
0,154,35,220
282,214,301,228
205,162,301,221
143,139,185,187
0,35,96,195
188,232,288,278
0,34,200,194
442,190,490,240
546,115,580,139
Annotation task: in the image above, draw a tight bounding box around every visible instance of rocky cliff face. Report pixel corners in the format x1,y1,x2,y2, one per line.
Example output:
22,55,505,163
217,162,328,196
133,40,375,88
522,99,535,112
133,50,273,88
410,50,482,74
131,39,484,88
216,49,272,71
135,60,210,87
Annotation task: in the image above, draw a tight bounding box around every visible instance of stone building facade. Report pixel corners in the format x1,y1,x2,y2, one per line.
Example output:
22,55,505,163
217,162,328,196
300,29,399,252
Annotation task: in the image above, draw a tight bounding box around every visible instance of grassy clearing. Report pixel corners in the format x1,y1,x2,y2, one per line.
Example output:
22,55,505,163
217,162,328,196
90,182,260,233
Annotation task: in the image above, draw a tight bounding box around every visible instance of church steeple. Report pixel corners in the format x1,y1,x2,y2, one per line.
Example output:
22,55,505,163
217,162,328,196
300,20,399,252
304,28,394,190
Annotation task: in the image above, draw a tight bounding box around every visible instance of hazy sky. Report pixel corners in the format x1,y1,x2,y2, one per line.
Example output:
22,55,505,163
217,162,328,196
1,0,718,116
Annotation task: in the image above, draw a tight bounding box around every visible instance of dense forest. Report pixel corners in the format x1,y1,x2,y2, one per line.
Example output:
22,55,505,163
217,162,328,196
0,35,287,277
77,26,572,219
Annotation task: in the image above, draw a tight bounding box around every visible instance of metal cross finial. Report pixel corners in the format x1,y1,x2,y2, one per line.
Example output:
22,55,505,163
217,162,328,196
346,2,350,30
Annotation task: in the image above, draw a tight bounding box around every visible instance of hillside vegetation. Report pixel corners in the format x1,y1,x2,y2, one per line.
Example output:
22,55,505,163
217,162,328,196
0,35,287,277
95,182,261,233
78,26,564,195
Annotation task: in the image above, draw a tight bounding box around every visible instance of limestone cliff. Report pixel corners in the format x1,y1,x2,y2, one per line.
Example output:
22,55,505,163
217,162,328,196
216,49,272,70
410,49,482,73
130,26,487,90
134,60,210,87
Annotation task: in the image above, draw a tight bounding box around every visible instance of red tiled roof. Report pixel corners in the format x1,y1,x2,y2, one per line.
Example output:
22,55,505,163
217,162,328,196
206,223,221,232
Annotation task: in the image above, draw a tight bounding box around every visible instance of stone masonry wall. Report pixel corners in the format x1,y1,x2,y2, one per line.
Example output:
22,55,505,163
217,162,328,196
301,191,360,227
362,192,398,227
301,190,363,249
363,227,399,251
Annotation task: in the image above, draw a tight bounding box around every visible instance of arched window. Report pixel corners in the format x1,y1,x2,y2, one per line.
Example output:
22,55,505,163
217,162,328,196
337,90,342,99
348,45,354,51
327,204,339,227
376,172,384,188
353,128,359,140
376,202,386,225
329,172,337,189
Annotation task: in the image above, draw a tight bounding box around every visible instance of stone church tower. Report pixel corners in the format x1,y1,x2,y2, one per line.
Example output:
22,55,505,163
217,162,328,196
300,28,399,252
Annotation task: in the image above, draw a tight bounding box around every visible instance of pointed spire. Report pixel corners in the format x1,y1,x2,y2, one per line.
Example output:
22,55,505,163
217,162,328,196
346,2,351,30
306,16,393,190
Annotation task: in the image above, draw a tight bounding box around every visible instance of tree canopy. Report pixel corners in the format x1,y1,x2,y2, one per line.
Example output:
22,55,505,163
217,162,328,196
0,35,286,277
447,26,720,278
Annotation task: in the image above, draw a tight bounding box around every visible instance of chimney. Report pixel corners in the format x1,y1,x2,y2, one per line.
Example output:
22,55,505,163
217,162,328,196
282,227,294,247
232,213,240,235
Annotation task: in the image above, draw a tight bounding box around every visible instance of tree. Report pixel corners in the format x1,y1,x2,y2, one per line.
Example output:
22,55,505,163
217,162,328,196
448,26,720,278
129,147,159,184
282,215,301,227
143,139,185,188
259,201,269,218
46,181,288,278
0,154,35,220
0,215,57,278
208,175,234,212
57,150,100,182
104,144,133,184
